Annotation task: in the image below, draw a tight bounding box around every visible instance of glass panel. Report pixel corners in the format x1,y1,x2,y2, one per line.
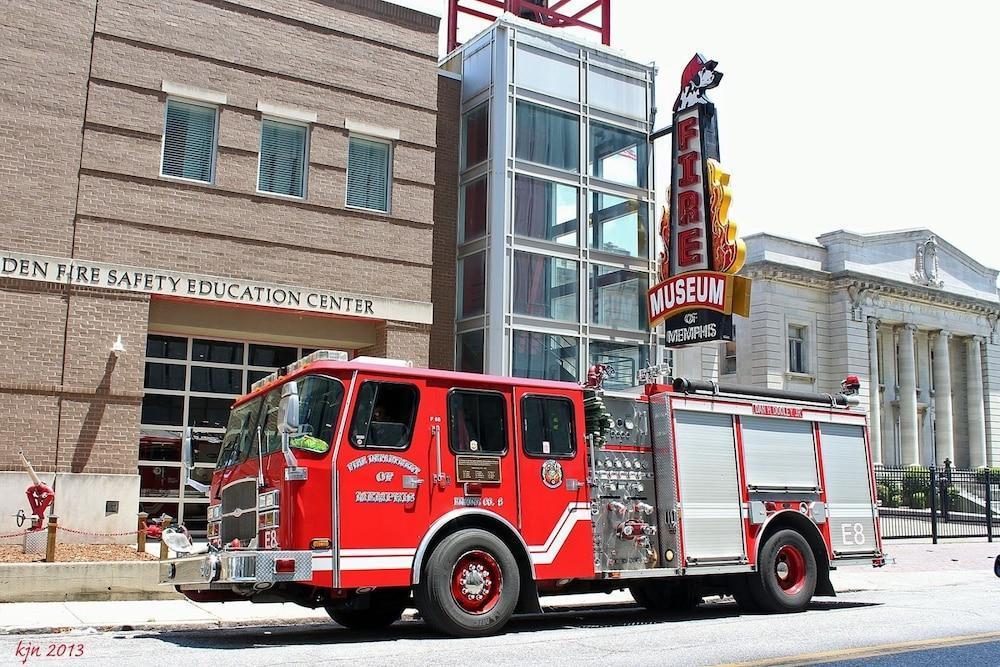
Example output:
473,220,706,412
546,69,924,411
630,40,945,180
522,397,575,457
349,382,419,449
258,119,307,197
218,397,262,468
589,340,648,390
290,375,344,453
248,344,298,368
247,370,270,393
512,252,578,321
511,330,578,382
347,137,390,212
514,44,579,100
588,67,647,119
139,464,181,498
185,469,212,499
254,390,282,457
456,330,485,374
141,394,184,426
462,103,489,169
161,100,216,182
181,502,208,532
448,391,507,454
460,176,488,242
590,192,648,258
513,174,578,245
591,265,648,330
589,121,648,188
144,362,186,391
462,41,492,100
188,396,234,429
140,501,178,521
192,431,223,464
192,339,243,365
139,430,182,462
190,366,242,394
458,251,486,319
146,334,187,360
515,102,579,172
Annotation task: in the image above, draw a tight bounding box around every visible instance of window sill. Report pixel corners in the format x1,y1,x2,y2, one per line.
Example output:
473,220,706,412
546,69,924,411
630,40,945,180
784,372,815,382
255,188,306,202
345,204,391,216
160,173,215,187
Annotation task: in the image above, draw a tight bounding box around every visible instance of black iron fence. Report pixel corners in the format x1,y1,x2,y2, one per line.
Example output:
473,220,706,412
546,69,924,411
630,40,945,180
875,463,998,542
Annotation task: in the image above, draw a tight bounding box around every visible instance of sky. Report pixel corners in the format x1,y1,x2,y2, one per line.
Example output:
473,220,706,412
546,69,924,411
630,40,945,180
391,0,1000,268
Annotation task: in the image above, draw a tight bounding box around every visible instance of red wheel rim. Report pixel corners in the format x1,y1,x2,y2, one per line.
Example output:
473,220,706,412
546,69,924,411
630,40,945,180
451,550,503,614
774,544,806,595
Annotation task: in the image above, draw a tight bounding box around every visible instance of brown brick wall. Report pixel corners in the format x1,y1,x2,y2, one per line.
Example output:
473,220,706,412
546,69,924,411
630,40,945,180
0,0,95,255
429,75,461,370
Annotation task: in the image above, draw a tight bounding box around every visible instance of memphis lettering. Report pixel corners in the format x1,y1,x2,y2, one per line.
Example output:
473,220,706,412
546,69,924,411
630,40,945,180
648,272,727,324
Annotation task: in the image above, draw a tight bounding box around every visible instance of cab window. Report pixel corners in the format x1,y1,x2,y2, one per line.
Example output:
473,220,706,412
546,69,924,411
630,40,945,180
350,381,419,449
449,390,507,454
217,397,261,468
521,396,575,458
290,375,344,454
251,390,281,458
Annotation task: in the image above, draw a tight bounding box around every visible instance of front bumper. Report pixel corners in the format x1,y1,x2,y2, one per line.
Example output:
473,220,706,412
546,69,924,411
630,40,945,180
160,550,313,588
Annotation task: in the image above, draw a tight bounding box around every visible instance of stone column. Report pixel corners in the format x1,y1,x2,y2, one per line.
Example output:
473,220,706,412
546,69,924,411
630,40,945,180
880,327,897,464
932,331,954,466
866,318,882,465
966,336,988,468
898,324,920,466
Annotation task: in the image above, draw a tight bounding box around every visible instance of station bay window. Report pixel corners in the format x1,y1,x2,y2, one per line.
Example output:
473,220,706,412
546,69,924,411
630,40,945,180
515,101,579,172
512,251,578,321
511,330,578,382
513,174,578,245
161,99,217,183
590,192,648,258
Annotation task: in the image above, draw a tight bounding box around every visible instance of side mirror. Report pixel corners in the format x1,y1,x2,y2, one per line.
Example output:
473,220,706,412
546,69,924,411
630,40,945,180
181,427,194,470
279,382,300,434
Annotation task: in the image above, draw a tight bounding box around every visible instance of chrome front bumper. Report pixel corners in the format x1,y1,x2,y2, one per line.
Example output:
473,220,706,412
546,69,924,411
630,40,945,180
160,550,313,588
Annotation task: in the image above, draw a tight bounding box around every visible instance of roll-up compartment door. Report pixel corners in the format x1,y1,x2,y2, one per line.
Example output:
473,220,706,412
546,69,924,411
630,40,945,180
740,416,819,491
673,410,745,564
819,423,878,556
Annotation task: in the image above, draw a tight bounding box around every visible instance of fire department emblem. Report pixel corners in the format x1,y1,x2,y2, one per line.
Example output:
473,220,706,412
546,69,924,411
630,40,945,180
540,460,563,489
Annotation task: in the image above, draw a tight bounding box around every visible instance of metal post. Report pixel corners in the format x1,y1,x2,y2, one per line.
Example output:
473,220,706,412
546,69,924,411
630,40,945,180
159,516,173,560
942,458,951,521
986,468,994,543
137,512,148,553
929,466,938,544
45,515,58,563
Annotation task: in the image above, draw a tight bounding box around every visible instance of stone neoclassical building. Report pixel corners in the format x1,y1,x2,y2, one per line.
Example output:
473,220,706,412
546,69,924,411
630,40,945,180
673,229,1000,469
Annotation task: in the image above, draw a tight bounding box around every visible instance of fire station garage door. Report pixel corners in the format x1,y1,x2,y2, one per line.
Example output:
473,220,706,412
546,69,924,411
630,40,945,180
673,410,745,565
819,423,878,556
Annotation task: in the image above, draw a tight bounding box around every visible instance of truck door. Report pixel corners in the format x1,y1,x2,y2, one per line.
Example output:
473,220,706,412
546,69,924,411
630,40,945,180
671,407,747,566
336,375,431,587
513,388,592,579
818,422,880,557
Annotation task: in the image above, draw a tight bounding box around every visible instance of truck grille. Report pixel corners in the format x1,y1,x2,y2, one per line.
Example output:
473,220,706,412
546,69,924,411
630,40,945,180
220,478,258,546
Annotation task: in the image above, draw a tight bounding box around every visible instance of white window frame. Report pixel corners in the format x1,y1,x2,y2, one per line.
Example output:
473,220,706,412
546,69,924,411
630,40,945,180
345,134,393,214
721,340,737,377
787,323,809,375
256,115,310,200
159,96,220,185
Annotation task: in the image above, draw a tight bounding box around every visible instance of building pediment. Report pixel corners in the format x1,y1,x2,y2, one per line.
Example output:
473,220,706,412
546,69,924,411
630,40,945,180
815,229,999,303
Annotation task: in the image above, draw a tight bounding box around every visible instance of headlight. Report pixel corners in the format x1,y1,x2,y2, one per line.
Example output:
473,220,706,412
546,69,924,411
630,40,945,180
207,504,222,522
258,490,280,510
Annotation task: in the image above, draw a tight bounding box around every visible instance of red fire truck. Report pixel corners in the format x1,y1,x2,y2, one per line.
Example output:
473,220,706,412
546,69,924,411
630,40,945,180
161,350,884,637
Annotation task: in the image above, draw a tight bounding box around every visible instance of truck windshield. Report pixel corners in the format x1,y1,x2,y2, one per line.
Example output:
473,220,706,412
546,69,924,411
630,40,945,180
215,374,345,469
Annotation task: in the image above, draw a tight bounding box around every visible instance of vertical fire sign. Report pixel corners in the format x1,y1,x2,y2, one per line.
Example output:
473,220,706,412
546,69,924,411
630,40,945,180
649,54,751,346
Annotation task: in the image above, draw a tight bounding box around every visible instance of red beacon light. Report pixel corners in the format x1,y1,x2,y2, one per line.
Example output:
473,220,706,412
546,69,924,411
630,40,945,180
841,375,861,395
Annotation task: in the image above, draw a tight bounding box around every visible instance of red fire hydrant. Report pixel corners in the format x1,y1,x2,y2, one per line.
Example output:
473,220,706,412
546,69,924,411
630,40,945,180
19,450,54,531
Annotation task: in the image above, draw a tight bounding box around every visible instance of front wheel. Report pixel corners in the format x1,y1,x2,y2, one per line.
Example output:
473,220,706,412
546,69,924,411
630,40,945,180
748,529,818,613
415,529,521,637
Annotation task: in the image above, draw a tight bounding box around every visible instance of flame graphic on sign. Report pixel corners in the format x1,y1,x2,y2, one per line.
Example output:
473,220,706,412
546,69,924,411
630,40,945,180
657,193,670,281
707,158,745,275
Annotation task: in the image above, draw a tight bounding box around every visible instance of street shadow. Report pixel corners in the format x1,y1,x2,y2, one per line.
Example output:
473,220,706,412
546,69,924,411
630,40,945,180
135,598,882,650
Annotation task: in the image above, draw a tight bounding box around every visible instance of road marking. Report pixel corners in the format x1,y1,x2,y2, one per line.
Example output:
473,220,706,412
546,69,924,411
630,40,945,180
718,631,1000,667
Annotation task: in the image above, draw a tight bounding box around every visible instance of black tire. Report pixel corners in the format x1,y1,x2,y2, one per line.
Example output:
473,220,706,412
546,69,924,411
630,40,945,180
326,588,409,630
414,529,520,638
629,579,701,613
748,529,817,613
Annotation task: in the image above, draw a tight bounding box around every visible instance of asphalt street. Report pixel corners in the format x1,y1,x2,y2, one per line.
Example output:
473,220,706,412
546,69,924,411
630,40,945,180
2,573,998,666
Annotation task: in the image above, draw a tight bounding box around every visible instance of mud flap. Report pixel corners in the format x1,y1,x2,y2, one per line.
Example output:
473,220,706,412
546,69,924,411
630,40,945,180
815,566,835,597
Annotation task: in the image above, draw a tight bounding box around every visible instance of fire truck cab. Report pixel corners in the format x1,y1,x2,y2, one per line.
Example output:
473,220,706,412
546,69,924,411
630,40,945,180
161,350,884,637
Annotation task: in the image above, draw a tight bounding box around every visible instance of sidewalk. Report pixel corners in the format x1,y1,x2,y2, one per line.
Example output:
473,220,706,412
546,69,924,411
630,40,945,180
1,541,995,636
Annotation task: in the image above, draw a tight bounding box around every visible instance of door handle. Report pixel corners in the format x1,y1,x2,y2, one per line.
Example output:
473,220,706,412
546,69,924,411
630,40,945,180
403,475,423,489
431,417,450,489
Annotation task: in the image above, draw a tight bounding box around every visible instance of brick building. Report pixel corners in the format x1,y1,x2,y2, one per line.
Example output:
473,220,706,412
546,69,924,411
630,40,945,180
0,0,443,539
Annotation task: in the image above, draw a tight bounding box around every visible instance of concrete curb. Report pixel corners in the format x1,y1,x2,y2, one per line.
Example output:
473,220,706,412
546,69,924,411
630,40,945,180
0,561,180,603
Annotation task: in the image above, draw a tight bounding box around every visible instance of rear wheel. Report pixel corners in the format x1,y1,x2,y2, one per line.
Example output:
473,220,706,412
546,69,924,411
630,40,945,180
415,529,520,637
629,579,702,613
748,529,817,613
325,588,410,630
